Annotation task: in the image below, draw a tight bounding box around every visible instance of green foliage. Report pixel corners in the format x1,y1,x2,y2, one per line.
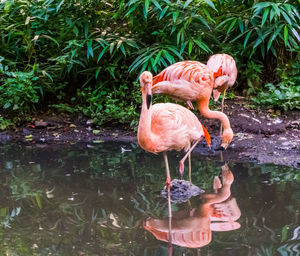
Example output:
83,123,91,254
245,61,264,95
75,81,141,126
252,82,300,111
252,57,300,110
0,0,299,126
0,116,13,130
217,0,299,58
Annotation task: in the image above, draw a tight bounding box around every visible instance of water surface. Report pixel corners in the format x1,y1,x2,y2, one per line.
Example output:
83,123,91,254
0,142,299,255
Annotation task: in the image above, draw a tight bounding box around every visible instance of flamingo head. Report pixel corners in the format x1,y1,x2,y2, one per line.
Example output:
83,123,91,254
139,71,153,109
221,128,233,149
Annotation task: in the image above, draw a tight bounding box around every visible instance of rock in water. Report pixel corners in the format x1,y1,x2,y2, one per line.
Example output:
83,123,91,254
161,179,205,203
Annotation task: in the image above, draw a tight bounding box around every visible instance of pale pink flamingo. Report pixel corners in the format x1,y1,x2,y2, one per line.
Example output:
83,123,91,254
137,71,211,217
207,54,237,109
151,60,233,149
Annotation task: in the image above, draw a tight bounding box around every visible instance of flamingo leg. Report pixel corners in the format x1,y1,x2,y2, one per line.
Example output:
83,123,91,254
179,140,200,178
188,142,192,182
186,100,194,110
168,216,173,256
163,152,172,218
220,89,227,136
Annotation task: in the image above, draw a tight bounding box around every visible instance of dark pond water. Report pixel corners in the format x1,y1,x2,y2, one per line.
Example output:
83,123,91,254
0,142,299,256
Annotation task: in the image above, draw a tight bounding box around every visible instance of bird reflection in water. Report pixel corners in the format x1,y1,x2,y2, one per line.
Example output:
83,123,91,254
143,164,241,253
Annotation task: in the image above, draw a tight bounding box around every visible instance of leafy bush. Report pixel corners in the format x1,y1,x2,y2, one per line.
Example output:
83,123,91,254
0,58,40,115
252,82,300,111
252,57,300,110
0,0,299,126
217,0,299,59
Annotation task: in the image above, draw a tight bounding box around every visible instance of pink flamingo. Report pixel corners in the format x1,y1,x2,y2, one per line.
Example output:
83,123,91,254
137,71,211,217
207,54,237,110
151,60,233,149
207,54,237,135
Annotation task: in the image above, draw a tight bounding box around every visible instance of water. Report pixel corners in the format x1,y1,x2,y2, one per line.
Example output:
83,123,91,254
0,142,299,256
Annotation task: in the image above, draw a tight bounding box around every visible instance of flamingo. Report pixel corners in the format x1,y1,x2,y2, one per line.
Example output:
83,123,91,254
151,60,233,149
137,71,211,217
207,54,237,110
143,166,240,248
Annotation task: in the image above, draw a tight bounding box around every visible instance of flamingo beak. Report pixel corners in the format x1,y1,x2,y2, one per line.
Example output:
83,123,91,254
146,84,152,109
146,94,152,109
220,141,229,150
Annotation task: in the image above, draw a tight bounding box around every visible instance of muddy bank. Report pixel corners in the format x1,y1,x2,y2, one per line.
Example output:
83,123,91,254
1,98,299,168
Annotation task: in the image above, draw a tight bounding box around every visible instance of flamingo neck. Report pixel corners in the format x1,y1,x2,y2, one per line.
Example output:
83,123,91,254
137,91,153,147
196,98,231,131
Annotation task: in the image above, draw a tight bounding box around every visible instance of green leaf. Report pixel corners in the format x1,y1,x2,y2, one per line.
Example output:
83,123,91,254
272,4,281,17
166,46,183,59
87,40,93,58
269,8,275,22
238,19,244,33
253,2,271,11
203,7,215,23
35,194,42,209
281,10,292,25
270,24,284,43
4,102,11,109
143,0,149,19
284,25,289,46
97,46,108,63
151,0,162,10
188,41,193,55
172,11,179,23
227,18,237,34
282,4,296,21
73,26,79,36
216,17,234,29
183,0,193,8
153,50,162,68
56,0,64,12
253,36,263,49
120,44,126,56
204,0,217,12
270,45,277,57
125,3,139,16
262,7,270,26
197,14,210,29
159,6,168,20
194,40,211,53
162,50,175,64
244,30,252,48
95,67,101,79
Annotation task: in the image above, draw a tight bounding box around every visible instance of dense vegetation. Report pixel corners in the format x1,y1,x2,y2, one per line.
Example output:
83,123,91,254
0,0,299,129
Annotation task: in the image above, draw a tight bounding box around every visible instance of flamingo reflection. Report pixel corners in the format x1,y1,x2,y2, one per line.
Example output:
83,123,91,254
143,164,241,250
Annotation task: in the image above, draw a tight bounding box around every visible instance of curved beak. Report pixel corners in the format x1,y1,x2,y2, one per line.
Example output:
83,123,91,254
146,94,152,109
146,83,152,109
220,142,229,150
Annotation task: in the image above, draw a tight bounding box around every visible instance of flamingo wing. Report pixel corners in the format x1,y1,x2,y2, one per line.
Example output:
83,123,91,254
150,103,204,152
153,61,213,85
152,61,214,102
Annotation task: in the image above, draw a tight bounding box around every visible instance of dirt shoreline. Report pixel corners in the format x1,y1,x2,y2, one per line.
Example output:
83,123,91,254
1,98,299,168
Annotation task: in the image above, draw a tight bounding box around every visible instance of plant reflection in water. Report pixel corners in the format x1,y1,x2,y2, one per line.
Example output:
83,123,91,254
143,164,241,253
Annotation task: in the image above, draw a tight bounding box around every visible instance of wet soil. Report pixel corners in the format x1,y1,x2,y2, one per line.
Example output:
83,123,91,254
1,98,299,168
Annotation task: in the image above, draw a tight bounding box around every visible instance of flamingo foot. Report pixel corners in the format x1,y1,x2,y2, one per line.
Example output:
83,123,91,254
179,160,184,178
186,100,194,110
